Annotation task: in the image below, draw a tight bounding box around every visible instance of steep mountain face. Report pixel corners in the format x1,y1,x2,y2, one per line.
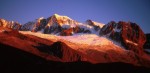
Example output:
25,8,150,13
21,14,104,35
86,19,104,31
20,17,47,32
0,27,61,61
100,21,146,55
0,19,21,30
46,41,82,62
144,33,150,54
44,14,79,34
42,41,97,62
20,21,35,31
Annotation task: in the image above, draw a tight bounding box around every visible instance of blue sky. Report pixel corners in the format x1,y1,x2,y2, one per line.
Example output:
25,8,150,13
0,0,150,33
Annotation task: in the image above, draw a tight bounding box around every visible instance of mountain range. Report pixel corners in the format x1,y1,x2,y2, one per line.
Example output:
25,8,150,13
0,14,150,73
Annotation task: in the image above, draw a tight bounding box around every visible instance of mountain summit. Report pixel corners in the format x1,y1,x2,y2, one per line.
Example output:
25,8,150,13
0,18,21,30
20,14,104,35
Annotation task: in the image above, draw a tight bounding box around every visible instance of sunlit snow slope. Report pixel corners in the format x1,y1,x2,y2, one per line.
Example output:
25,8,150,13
19,31,150,66
20,31,123,48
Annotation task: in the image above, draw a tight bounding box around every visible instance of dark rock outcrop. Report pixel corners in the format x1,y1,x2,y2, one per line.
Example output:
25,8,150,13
144,33,150,54
31,18,47,32
60,28,74,36
20,17,47,32
36,41,95,62
20,21,35,31
47,41,83,62
144,34,150,49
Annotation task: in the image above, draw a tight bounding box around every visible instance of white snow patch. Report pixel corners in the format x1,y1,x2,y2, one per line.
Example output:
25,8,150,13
93,21,105,28
61,24,70,28
58,34,120,46
38,17,44,20
19,31,59,42
125,40,138,46
78,23,100,34
114,28,121,32
54,14,72,20
105,37,126,49
0,30,7,33
145,49,150,53
61,24,76,28
113,26,121,32
19,31,126,52
21,21,36,30
37,29,44,33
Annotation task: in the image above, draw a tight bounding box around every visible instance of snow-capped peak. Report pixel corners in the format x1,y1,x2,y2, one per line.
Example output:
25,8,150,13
49,14,79,27
37,17,44,22
38,17,44,20
53,13,72,20
21,14,106,35
85,20,105,28
92,21,105,28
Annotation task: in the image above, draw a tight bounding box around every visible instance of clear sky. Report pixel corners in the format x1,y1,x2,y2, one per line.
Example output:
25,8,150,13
0,0,150,33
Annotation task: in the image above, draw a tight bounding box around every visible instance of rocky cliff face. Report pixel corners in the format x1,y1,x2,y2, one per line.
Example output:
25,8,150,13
45,41,95,62
144,34,150,54
20,17,47,32
31,17,47,32
86,19,104,31
100,21,146,55
43,14,79,34
0,19,21,30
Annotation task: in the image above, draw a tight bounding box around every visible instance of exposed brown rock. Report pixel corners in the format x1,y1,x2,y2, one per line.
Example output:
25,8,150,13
100,21,146,55
0,19,21,30
86,19,104,31
31,18,47,32
60,28,74,36
43,14,78,34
